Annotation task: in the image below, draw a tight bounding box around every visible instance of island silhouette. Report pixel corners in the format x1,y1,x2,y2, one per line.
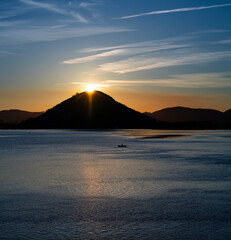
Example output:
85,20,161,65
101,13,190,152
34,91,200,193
0,91,230,129
144,106,231,122
20,91,157,129
0,110,43,129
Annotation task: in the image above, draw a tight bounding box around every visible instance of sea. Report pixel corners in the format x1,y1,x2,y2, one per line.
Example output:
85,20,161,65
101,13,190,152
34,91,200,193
0,129,231,240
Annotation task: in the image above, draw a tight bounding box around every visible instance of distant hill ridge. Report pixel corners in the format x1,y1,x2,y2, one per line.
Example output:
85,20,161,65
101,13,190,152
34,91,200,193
20,91,157,129
145,106,231,122
0,109,43,124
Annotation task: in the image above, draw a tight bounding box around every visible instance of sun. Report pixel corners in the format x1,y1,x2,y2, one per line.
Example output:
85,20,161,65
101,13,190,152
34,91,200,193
85,84,97,93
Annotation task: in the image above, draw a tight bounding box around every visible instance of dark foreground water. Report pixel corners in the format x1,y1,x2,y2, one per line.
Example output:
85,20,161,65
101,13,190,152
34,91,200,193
0,129,231,240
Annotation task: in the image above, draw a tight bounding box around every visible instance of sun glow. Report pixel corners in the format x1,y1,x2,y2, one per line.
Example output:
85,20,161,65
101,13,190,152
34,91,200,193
85,84,97,93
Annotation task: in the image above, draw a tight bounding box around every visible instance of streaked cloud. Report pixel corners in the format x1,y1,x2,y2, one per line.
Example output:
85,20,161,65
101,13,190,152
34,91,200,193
0,7,33,20
19,0,66,14
0,20,29,27
60,30,231,81
61,31,231,76
0,50,14,56
62,37,191,64
107,72,231,88
98,51,231,74
79,2,100,9
0,26,131,45
80,1,102,21
168,72,231,88
117,3,231,19
62,41,189,64
19,0,88,23
215,38,231,45
58,71,231,89
62,49,125,64
0,1,131,46
81,38,191,53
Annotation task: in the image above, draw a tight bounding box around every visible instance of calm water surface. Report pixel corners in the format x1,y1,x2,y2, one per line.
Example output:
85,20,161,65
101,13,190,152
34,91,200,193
0,129,231,239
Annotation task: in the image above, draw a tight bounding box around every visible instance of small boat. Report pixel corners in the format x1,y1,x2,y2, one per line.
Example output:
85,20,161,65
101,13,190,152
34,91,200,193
118,144,127,147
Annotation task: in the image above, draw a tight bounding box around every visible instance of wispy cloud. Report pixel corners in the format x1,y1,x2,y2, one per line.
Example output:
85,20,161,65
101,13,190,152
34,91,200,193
215,38,231,45
79,2,100,9
0,26,131,45
0,7,33,20
62,49,125,64
0,50,14,56
79,1,103,21
19,0,66,14
62,38,190,64
81,37,191,53
98,51,231,74
107,72,231,88
116,3,231,19
167,73,231,88
58,71,231,89
60,31,231,76
19,0,88,23
0,20,29,27
0,1,131,46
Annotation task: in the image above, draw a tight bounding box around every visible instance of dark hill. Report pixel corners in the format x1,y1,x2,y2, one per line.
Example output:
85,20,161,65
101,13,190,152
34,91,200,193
0,109,43,124
224,109,231,121
21,91,157,129
145,107,224,123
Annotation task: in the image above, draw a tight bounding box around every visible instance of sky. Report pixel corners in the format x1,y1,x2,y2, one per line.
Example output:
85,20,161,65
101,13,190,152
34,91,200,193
0,0,231,112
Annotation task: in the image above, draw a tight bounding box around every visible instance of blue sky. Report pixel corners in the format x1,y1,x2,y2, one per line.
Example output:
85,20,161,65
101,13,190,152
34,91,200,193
1,0,231,111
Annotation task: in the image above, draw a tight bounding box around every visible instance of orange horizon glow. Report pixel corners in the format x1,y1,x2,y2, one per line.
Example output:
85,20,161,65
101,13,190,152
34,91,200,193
0,88,230,113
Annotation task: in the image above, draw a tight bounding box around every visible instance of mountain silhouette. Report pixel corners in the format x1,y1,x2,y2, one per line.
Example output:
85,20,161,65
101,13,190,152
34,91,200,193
0,110,43,124
224,109,231,121
145,106,225,122
21,91,157,129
